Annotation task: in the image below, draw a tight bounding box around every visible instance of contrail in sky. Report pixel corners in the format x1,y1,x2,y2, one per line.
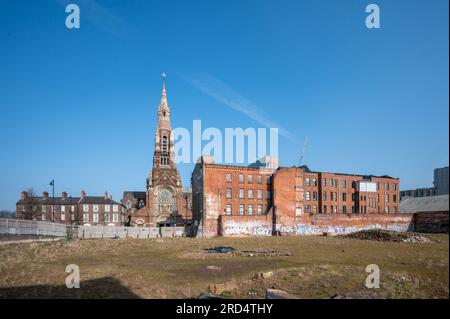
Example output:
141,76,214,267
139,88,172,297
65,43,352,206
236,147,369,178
184,74,297,143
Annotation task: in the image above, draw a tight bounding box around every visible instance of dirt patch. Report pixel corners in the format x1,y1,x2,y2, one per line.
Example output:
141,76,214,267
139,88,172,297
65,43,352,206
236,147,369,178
181,247,293,259
0,235,448,298
341,230,437,243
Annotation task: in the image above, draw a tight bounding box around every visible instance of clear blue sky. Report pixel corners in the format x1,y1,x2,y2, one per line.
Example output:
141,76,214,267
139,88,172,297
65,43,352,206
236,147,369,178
0,0,448,210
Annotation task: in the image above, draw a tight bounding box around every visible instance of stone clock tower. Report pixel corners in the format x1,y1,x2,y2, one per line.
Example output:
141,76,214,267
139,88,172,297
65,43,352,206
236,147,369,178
131,75,191,227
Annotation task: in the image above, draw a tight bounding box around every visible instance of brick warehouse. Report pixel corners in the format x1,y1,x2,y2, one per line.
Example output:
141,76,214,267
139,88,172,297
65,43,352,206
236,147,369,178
191,156,404,237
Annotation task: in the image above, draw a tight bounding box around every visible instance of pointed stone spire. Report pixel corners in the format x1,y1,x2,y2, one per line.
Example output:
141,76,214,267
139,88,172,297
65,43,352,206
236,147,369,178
157,72,171,130
160,72,168,108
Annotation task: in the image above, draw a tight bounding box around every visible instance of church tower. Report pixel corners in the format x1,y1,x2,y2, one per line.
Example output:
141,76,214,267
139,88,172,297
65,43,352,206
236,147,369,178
127,74,191,228
145,75,184,224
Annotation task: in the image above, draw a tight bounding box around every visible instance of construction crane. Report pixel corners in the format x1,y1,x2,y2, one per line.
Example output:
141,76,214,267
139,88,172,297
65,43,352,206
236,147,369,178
298,136,309,167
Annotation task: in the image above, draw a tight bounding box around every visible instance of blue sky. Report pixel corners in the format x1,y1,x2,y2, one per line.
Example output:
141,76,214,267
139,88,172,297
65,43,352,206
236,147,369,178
0,0,448,210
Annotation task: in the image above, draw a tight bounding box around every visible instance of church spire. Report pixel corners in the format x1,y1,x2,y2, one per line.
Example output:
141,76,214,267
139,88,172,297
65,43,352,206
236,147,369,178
157,72,171,131
160,72,168,107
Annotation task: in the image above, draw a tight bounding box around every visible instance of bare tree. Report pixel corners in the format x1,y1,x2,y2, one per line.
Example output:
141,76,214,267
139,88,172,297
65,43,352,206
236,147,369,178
22,188,42,220
0,210,15,219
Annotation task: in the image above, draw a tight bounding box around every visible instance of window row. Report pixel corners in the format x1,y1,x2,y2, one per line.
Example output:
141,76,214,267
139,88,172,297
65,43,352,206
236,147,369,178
41,205,77,213
306,178,345,188
225,174,271,185
225,204,265,215
82,204,120,213
304,192,397,204
305,191,347,202
82,213,120,223
225,189,271,200
359,206,397,213
160,157,170,165
310,205,348,214
306,178,397,191
306,205,396,214
40,212,76,221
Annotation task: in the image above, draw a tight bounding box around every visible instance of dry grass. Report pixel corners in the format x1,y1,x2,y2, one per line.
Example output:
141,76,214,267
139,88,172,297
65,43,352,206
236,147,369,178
0,234,448,299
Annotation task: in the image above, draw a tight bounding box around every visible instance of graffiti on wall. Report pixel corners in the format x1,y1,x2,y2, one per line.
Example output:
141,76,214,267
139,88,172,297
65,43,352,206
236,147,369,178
295,223,411,236
223,225,249,235
253,227,271,236
222,214,415,237
223,223,271,236
278,226,295,233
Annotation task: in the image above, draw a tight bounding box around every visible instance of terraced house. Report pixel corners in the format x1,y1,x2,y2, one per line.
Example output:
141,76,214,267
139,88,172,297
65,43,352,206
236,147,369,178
16,190,126,226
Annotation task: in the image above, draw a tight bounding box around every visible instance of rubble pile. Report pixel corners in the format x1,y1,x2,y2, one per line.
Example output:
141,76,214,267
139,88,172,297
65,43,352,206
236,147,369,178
341,229,436,243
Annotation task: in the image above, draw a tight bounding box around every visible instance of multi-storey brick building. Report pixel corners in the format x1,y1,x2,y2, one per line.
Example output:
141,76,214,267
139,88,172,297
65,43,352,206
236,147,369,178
191,156,276,237
300,167,399,214
191,156,400,237
16,190,126,226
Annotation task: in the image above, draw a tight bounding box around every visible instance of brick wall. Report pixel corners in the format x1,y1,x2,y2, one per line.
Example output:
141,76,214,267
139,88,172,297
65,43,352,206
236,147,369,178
219,212,416,237
293,213,414,235
414,211,449,233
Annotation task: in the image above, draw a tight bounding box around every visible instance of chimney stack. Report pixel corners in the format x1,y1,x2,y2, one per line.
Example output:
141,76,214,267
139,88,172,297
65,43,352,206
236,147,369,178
81,190,86,199
61,192,67,199
21,191,28,200
104,191,108,200
43,191,49,199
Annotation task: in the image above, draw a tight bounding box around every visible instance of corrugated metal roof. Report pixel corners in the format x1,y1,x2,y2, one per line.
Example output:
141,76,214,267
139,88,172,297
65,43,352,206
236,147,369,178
399,195,449,214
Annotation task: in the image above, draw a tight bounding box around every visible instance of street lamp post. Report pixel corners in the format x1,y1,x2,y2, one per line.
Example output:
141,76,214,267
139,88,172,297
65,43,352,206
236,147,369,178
50,179,55,222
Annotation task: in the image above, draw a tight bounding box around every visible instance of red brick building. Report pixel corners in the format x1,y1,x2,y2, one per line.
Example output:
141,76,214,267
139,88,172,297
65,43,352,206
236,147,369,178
16,190,126,226
191,157,400,237
300,167,399,215
191,156,276,237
